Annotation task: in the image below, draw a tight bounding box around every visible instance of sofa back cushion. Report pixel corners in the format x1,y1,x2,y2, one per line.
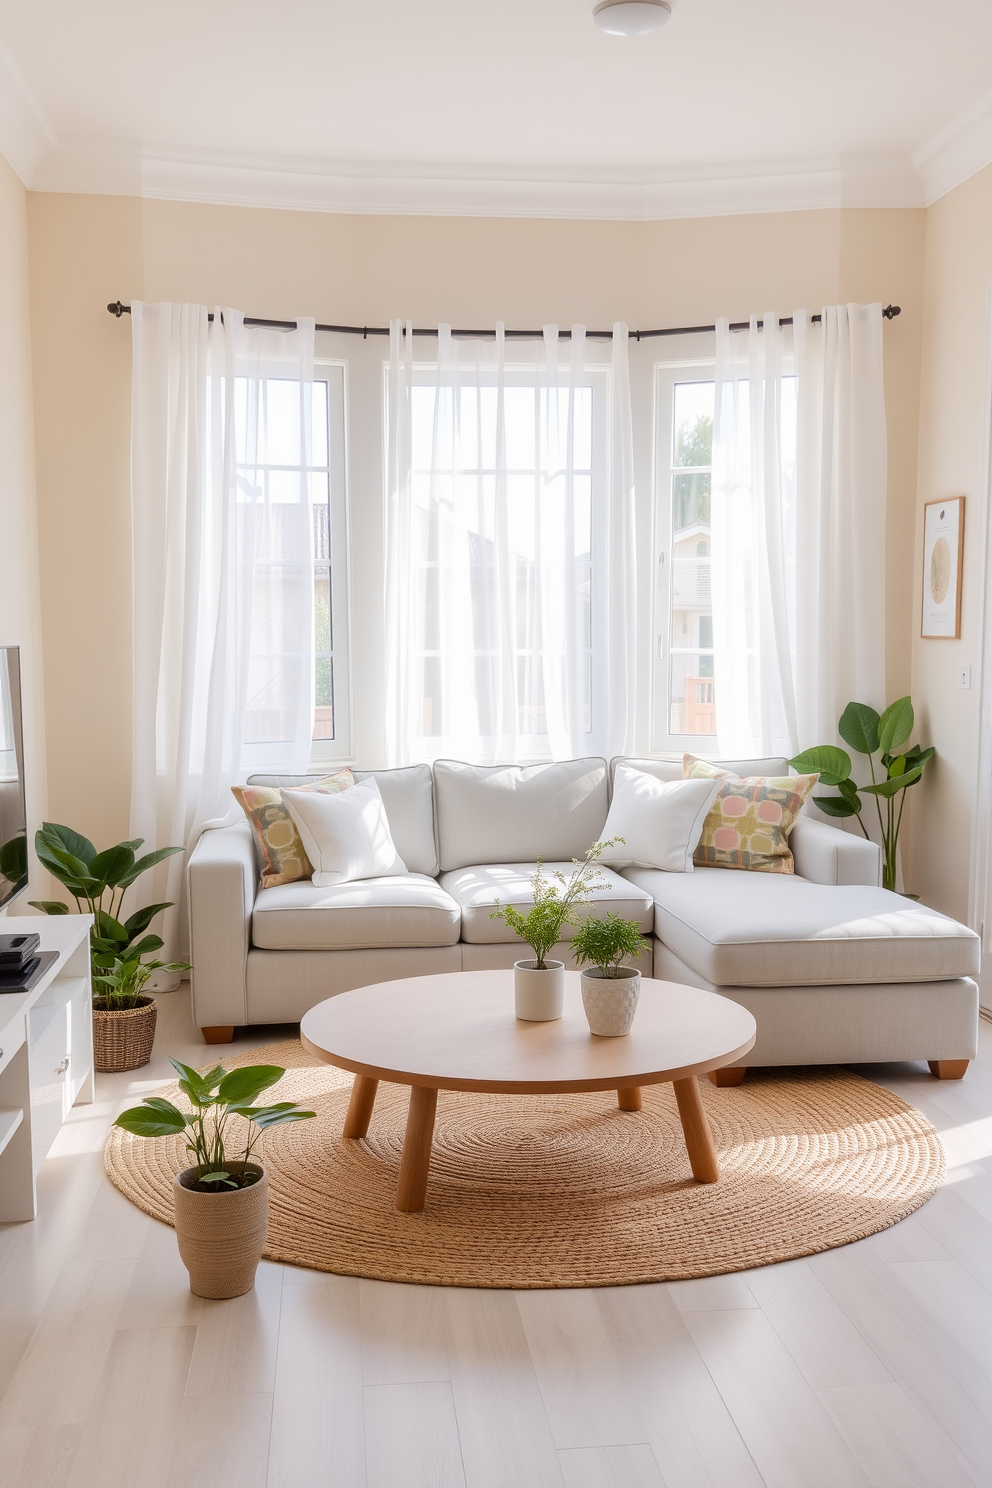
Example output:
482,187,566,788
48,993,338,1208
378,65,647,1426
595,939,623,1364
611,756,790,788
433,757,609,872
248,764,438,876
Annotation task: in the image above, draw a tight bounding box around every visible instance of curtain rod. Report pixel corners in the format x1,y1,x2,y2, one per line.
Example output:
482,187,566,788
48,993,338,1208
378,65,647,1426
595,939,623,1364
106,300,901,341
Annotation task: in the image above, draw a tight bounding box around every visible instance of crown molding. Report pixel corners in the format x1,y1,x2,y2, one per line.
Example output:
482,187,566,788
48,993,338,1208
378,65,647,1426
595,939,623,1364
21,140,925,220
0,39,54,183
5,49,990,221
915,91,992,204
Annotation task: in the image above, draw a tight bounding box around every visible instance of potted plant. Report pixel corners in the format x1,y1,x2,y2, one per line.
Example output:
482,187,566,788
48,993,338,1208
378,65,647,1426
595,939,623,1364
491,839,620,1021
29,822,186,1071
114,1057,315,1298
570,913,651,1036
92,955,191,1073
789,696,934,894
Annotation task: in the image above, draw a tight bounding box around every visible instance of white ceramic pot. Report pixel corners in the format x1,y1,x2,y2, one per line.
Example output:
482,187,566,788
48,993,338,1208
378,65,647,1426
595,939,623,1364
580,967,641,1036
514,959,565,1021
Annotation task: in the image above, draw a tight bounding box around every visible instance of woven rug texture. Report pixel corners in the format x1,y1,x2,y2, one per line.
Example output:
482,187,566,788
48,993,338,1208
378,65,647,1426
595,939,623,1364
104,1040,943,1288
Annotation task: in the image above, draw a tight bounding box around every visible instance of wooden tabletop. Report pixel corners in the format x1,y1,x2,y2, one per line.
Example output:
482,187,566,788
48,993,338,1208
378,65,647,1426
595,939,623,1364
300,970,756,1094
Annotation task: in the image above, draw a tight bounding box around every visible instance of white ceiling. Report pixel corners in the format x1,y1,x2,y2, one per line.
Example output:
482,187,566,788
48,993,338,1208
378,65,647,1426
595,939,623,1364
1,0,991,218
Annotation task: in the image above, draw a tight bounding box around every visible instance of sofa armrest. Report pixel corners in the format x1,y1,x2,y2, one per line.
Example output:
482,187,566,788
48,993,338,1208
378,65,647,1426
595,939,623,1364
187,821,256,1029
791,815,882,887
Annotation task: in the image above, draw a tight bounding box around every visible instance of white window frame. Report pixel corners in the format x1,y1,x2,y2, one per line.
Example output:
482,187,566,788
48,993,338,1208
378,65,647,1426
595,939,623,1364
651,358,717,752
308,359,353,767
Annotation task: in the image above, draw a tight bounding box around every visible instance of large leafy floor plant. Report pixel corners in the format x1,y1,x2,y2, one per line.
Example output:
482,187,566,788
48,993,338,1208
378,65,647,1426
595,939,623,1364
789,696,933,893
29,823,184,981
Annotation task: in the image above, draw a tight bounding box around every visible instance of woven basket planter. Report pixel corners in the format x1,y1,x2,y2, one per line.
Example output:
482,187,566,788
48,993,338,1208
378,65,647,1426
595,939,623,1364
92,996,158,1073
173,1164,269,1298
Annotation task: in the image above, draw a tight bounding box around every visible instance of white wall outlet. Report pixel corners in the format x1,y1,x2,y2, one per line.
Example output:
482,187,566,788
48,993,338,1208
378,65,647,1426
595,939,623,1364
959,664,972,689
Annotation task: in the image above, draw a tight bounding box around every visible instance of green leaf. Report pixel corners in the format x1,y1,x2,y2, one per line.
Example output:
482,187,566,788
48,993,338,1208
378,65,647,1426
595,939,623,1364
117,846,184,888
787,746,852,786
230,1102,317,1130
838,702,881,756
113,1104,187,1137
36,822,97,869
169,1058,225,1104
141,1096,189,1119
860,765,925,799
28,899,69,915
89,844,136,887
218,1065,285,1106
95,909,128,944
123,902,173,937
878,696,914,755
126,934,164,958
836,778,862,806
902,744,935,770
197,1170,238,1188
887,753,908,778
813,795,860,818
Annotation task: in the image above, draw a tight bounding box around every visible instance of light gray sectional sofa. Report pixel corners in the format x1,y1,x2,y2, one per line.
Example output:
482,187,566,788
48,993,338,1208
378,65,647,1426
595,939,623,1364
186,755,980,1079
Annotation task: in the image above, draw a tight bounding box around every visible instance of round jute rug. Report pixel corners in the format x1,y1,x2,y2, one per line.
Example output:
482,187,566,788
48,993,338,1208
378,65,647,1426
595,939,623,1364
104,1040,943,1288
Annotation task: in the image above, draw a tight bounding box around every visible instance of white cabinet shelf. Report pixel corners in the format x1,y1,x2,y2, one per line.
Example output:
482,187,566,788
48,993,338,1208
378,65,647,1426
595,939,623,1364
0,915,93,1222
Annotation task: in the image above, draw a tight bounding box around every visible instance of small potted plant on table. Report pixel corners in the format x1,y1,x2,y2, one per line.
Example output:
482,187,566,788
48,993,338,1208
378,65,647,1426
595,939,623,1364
30,822,187,1071
570,913,651,1036
114,1058,316,1298
491,840,619,1022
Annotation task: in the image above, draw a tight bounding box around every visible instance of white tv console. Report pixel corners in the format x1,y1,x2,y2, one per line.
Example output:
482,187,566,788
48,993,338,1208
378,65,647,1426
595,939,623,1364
0,914,93,1222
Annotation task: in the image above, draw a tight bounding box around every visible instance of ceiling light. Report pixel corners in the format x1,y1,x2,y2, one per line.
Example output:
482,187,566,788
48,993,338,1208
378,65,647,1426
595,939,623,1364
593,0,672,36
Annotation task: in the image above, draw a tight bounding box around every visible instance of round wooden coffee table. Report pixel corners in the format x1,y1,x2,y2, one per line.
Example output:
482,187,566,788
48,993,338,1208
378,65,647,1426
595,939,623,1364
300,969,756,1213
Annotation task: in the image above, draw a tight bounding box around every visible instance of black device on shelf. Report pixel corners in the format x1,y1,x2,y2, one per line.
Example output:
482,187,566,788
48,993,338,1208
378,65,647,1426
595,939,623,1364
0,949,59,994
0,932,41,970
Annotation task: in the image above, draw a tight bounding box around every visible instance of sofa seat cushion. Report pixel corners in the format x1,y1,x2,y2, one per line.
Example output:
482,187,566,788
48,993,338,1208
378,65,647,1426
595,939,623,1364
252,875,461,951
622,866,981,987
440,863,655,945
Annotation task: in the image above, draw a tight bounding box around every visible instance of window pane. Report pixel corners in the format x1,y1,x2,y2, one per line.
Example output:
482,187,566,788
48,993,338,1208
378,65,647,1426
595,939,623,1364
673,382,714,466
669,652,717,736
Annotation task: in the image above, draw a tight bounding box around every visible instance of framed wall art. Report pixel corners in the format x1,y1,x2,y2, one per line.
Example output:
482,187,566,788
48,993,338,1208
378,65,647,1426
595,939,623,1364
921,496,964,639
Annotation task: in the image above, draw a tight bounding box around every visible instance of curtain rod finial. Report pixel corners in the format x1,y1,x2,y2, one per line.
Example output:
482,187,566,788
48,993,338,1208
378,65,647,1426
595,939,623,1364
107,300,129,317
883,304,901,320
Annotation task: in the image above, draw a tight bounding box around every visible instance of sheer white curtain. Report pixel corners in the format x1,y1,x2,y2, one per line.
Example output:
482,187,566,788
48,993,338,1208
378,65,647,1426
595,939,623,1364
710,303,886,756
384,321,635,765
130,303,316,954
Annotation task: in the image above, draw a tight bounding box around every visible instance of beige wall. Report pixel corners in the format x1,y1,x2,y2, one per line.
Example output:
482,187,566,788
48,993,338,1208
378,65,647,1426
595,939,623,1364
24,194,926,855
0,156,45,912
906,163,992,927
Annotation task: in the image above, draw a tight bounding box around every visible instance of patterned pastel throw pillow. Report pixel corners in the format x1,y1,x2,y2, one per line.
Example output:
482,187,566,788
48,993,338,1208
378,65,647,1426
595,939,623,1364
232,770,354,888
682,755,817,874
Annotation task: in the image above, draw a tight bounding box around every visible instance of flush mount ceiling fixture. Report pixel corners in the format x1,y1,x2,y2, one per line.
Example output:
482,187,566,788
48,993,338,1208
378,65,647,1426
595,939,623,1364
593,0,672,37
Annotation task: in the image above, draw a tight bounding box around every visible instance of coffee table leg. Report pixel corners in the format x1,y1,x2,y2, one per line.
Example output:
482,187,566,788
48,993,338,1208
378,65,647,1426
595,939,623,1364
617,1087,642,1111
396,1086,438,1213
673,1077,720,1183
343,1074,379,1138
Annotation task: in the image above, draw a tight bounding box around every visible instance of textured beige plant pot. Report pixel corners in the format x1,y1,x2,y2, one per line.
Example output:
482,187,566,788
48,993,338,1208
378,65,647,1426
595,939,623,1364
514,959,565,1021
580,968,641,1036
173,1164,269,1299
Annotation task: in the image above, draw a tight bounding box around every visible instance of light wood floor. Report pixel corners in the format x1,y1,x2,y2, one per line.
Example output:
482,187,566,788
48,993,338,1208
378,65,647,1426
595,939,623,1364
3,993,992,1488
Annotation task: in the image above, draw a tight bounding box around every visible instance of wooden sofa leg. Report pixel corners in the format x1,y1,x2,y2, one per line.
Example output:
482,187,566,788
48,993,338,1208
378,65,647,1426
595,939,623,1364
708,1066,747,1088
928,1059,969,1080
201,1025,235,1045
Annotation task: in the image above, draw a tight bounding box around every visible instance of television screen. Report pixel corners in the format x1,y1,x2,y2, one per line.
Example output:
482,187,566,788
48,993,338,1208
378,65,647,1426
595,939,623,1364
0,647,28,910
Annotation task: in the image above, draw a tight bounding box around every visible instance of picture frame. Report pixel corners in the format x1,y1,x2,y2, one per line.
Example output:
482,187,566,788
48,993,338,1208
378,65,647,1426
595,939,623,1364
921,496,964,639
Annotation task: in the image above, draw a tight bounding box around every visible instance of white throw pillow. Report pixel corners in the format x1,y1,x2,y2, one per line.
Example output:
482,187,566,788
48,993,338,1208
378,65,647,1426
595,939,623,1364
280,779,408,886
598,765,723,873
